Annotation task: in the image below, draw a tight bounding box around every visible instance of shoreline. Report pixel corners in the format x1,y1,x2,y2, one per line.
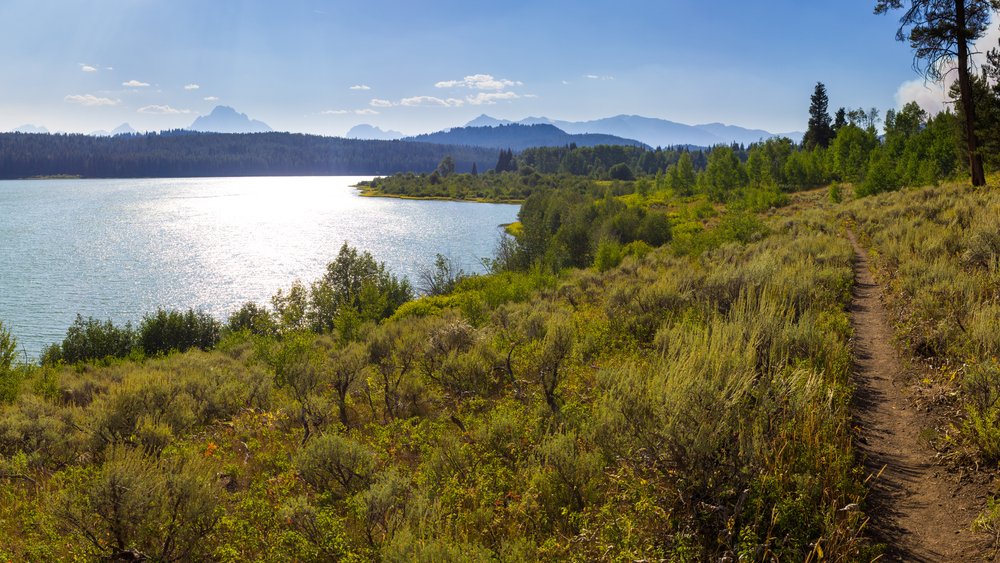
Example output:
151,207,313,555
354,186,525,205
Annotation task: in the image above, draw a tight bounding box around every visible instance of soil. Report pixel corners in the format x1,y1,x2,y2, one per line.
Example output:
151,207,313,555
848,232,997,561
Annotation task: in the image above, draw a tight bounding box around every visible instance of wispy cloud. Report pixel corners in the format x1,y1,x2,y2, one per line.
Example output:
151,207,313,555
467,92,520,105
184,84,200,90
355,109,379,115
350,84,371,91
138,105,191,115
369,98,394,108
401,96,464,107
65,94,120,107
435,74,522,91
584,74,615,81
80,64,98,73
203,96,219,102
321,109,350,115
122,79,150,88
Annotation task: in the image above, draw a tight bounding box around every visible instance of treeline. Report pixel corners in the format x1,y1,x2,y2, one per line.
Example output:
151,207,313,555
518,143,713,177
0,131,498,179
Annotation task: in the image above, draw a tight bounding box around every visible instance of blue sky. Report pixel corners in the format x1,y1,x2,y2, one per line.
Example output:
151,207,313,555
0,0,970,136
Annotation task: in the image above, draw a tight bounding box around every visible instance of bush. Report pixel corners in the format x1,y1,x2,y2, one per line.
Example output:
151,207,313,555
227,301,277,337
139,309,221,356
43,315,136,365
56,446,221,561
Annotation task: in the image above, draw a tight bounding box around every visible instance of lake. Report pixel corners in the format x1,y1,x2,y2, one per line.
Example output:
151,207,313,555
0,176,521,357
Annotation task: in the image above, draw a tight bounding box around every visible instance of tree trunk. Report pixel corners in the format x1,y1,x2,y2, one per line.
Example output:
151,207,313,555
957,0,987,186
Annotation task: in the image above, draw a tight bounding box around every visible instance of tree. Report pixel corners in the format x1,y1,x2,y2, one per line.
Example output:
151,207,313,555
494,148,516,173
833,107,848,133
668,151,697,195
875,0,1000,186
417,254,466,296
608,162,635,181
435,155,456,177
803,82,834,149
308,243,413,333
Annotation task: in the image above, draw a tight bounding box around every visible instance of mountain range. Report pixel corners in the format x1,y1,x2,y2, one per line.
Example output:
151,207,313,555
463,114,802,148
9,107,802,149
404,123,647,151
346,124,404,141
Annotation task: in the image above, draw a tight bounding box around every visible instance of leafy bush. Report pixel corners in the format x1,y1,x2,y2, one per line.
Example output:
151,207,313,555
42,315,137,365
56,446,221,561
140,308,221,356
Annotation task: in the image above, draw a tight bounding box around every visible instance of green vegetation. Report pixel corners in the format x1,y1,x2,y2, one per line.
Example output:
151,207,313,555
12,45,1000,556
0,167,883,559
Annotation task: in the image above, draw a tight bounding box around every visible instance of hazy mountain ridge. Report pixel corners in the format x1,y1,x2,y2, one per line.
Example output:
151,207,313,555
12,124,49,134
346,124,404,141
463,114,803,148
405,123,648,151
188,106,272,134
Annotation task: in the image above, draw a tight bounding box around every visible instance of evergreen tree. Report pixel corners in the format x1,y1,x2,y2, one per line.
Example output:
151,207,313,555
833,107,848,133
803,82,835,149
494,148,517,173
875,0,1000,186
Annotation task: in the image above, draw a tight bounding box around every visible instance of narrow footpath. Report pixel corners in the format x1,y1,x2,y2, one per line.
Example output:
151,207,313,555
849,232,992,561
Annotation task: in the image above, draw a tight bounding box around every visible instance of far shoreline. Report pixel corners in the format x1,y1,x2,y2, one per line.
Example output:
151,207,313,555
353,185,525,205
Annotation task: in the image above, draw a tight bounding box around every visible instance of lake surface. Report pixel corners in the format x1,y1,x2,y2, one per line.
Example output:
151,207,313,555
0,176,520,357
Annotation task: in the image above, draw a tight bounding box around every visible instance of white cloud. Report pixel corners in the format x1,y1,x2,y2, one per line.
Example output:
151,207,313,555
123,79,150,88
64,94,120,107
467,91,520,105
894,78,950,115
370,98,394,108
400,96,464,107
184,84,200,90
585,74,615,81
322,109,350,115
138,105,191,115
356,109,380,115
350,84,371,90
80,64,98,73
435,74,522,91
203,96,219,102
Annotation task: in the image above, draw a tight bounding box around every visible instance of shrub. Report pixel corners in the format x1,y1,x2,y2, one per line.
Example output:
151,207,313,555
56,446,221,561
139,309,221,356
43,315,137,365
226,301,277,337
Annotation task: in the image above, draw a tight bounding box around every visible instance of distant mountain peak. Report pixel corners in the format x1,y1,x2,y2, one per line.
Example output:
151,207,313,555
188,106,272,134
112,123,136,135
13,124,48,134
464,114,515,128
346,124,404,140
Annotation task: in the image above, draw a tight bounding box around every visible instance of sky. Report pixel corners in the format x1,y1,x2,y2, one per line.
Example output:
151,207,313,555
0,0,987,137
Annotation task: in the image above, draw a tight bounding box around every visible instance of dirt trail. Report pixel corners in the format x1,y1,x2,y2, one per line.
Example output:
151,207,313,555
848,232,993,561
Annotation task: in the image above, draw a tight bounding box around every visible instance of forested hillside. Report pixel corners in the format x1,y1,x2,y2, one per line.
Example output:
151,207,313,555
0,132,499,179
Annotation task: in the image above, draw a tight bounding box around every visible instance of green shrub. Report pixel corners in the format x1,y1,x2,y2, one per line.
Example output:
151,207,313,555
140,308,221,356
43,315,137,365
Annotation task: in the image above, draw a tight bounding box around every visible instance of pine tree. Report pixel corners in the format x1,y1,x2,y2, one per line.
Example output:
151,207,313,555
803,82,834,149
833,107,848,134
